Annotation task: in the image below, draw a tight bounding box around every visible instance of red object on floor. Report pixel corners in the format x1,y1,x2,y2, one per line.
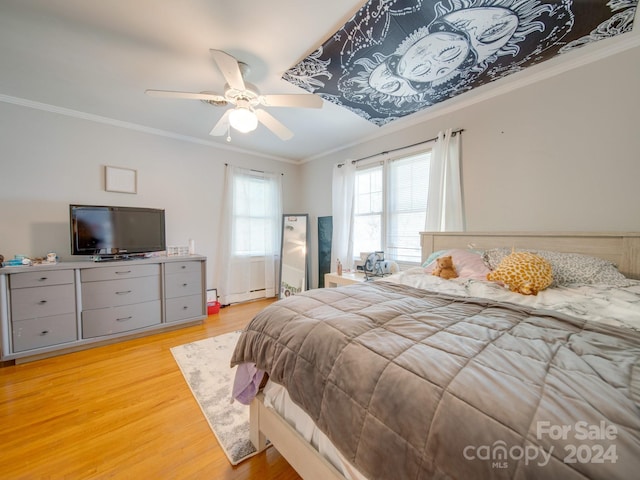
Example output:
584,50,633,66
207,301,220,315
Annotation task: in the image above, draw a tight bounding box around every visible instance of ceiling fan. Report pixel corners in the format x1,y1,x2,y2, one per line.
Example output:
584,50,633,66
145,49,323,141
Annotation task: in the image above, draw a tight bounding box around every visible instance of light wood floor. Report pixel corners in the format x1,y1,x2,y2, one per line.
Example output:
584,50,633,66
0,299,301,480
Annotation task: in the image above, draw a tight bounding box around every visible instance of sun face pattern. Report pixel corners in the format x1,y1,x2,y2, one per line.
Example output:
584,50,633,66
283,0,637,125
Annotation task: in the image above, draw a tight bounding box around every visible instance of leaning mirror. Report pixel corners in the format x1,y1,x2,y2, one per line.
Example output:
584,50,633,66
279,214,310,298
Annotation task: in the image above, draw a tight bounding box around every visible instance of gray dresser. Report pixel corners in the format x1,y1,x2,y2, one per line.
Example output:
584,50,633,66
0,256,206,362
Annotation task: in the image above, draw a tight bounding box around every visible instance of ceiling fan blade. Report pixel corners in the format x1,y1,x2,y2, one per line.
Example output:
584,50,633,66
209,110,231,136
145,89,226,102
255,109,293,141
260,94,323,109
210,49,246,91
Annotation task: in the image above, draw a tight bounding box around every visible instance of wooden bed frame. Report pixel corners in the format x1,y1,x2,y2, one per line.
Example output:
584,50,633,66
420,231,640,279
250,392,345,480
249,231,640,479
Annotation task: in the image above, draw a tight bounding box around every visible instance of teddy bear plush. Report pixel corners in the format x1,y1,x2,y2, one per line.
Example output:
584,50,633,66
431,255,458,280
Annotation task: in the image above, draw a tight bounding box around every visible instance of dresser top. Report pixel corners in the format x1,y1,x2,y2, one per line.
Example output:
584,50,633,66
0,255,206,275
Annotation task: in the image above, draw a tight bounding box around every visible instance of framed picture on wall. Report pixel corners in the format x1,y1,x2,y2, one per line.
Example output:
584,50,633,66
105,166,137,194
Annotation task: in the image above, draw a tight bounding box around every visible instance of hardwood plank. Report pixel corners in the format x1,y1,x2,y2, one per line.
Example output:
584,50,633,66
0,298,301,479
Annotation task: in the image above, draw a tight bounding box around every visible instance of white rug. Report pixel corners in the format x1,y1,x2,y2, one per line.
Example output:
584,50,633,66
170,331,260,465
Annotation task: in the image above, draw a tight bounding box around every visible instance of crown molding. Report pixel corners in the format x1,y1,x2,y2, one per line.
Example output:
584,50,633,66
0,94,299,164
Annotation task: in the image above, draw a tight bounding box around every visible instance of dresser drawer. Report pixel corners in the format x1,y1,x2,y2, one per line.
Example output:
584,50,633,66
165,294,204,322
165,271,202,299
10,269,74,289
82,275,160,310
10,284,76,321
81,264,160,282
165,261,202,275
82,301,161,338
12,313,77,352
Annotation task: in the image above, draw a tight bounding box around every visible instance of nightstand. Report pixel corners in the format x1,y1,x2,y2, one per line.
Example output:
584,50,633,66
324,271,366,287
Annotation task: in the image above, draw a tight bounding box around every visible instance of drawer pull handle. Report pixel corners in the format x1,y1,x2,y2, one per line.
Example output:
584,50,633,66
116,316,132,322
115,270,132,275
116,290,132,295
40,330,49,336
38,300,48,305
182,283,188,287
182,306,188,310
39,277,48,281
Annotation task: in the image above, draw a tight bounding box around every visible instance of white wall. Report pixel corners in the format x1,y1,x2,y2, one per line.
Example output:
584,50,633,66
3,46,639,293
0,103,301,291
301,45,640,288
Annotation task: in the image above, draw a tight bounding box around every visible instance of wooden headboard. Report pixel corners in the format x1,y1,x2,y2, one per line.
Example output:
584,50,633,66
420,232,640,279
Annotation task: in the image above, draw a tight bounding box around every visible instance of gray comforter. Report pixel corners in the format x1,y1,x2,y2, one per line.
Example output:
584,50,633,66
231,281,640,479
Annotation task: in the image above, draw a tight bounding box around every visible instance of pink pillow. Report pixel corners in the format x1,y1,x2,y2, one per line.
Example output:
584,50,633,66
424,249,490,280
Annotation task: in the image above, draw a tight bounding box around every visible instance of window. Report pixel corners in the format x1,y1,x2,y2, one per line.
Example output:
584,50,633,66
353,150,431,267
232,172,279,257
218,165,282,305
353,165,383,256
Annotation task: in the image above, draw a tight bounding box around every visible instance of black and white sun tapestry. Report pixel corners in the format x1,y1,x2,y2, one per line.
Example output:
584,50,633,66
283,0,638,125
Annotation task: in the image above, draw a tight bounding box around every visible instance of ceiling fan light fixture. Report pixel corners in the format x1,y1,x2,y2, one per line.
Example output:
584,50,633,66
148,50,317,140
229,106,258,133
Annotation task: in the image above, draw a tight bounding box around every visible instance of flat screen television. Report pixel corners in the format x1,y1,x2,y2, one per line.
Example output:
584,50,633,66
70,204,166,260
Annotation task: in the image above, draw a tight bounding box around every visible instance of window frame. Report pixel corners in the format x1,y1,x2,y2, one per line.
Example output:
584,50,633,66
231,171,280,258
353,162,385,260
352,142,434,269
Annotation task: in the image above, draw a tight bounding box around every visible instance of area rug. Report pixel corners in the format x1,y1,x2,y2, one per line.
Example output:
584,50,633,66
170,331,261,465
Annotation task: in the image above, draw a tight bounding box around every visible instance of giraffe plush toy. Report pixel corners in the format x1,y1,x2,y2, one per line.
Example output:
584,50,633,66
487,251,553,295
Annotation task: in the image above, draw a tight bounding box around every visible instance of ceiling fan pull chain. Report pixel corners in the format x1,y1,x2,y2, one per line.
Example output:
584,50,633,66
226,123,231,143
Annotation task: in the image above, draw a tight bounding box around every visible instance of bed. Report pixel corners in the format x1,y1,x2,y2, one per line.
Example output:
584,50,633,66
230,232,640,480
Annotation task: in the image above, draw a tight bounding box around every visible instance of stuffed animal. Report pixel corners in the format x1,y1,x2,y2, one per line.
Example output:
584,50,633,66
486,251,553,295
432,255,458,280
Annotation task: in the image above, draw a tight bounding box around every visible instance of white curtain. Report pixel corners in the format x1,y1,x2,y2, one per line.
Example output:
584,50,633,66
331,161,356,271
425,129,464,231
217,165,282,305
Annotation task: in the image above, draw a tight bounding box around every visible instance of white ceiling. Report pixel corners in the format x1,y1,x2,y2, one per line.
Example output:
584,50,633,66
1,0,638,163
